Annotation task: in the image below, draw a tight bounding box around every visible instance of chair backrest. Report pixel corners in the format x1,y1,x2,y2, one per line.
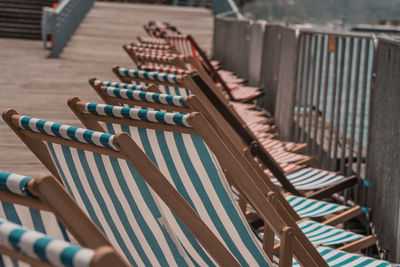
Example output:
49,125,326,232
0,218,128,267
3,111,243,266
68,103,328,266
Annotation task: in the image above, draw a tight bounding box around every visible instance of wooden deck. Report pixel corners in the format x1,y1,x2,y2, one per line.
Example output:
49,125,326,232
0,2,213,175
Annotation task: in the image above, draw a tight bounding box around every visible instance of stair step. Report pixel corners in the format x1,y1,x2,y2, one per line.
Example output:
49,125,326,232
0,22,41,29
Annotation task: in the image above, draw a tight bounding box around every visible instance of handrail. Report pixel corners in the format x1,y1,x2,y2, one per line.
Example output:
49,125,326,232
42,0,96,57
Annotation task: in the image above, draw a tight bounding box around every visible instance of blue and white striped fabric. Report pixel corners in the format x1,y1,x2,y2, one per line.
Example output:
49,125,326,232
270,168,347,190
292,246,391,266
92,79,146,90
116,67,181,84
17,121,192,266
115,67,191,96
84,103,191,127
105,122,271,266
102,87,187,107
18,116,117,150
0,171,75,267
297,220,365,245
0,171,31,196
232,186,349,218
285,195,349,218
0,218,94,267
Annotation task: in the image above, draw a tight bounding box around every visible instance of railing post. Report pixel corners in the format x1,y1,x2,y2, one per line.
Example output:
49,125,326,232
366,36,400,263
258,24,285,115
272,26,298,141
247,20,266,86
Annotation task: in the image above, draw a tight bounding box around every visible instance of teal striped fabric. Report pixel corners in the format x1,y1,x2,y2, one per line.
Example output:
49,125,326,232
92,79,146,90
102,87,187,107
292,246,391,266
18,116,116,150
84,103,191,127
115,67,190,96
46,142,192,266
232,187,349,218
0,171,74,267
116,67,180,84
104,123,272,266
0,218,94,267
0,171,31,196
285,195,349,218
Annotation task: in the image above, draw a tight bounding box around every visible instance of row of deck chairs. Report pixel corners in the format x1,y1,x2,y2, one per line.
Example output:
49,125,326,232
0,22,393,267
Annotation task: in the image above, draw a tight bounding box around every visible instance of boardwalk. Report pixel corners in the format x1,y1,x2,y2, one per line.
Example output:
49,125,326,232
0,2,213,175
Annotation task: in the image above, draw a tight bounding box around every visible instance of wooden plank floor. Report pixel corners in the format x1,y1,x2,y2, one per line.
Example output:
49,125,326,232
0,2,213,175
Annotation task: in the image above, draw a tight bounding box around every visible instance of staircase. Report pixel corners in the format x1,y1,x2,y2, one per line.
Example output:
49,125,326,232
0,0,57,39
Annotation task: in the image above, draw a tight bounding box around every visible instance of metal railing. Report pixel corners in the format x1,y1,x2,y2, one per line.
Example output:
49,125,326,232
292,29,376,182
42,0,96,57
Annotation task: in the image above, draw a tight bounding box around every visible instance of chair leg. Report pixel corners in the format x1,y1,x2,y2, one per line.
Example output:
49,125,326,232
263,222,275,261
279,227,294,267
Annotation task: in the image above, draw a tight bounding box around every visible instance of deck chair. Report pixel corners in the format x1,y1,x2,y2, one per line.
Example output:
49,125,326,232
0,170,128,266
0,218,126,267
110,68,358,198
3,109,330,266
77,89,362,223
68,100,376,254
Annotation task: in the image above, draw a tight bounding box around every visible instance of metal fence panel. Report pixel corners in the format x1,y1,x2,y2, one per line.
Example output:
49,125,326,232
292,30,375,180
366,36,400,263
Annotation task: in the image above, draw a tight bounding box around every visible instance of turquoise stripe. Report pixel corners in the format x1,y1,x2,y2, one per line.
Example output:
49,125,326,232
60,246,80,266
138,109,149,121
2,202,22,226
165,95,175,106
29,208,45,233
50,123,63,137
19,116,32,130
86,103,99,115
155,112,166,124
0,171,11,192
8,228,26,250
138,91,148,102
66,127,79,142
174,87,181,96
189,134,268,266
34,237,52,262
172,114,186,126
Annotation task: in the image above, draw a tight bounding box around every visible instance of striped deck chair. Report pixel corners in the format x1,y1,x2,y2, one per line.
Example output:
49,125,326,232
69,101,376,253
110,68,358,198
0,170,124,266
4,110,332,266
0,218,128,267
